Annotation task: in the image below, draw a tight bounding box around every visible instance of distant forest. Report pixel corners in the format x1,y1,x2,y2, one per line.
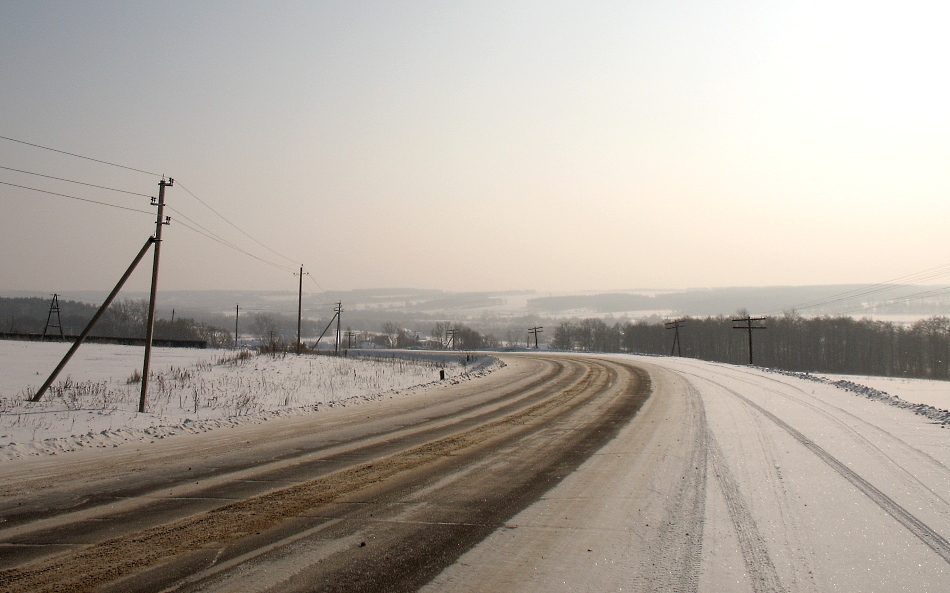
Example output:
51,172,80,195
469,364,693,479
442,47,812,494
0,297,232,347
553,315,950,380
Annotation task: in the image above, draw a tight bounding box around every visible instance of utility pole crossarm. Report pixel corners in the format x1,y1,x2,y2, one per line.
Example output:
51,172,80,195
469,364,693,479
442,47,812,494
732,316,767,365
665,318,685,356
528,326,543,349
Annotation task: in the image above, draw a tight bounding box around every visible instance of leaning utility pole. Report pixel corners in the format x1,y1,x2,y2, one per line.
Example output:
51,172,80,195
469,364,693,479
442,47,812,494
32,237,156,402
733,316,766,365
140,177,173,414
528,326,543,349
665,319,685,356
313,303,341,351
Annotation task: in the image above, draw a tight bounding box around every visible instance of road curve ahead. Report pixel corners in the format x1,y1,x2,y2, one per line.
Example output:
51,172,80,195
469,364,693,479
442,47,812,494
0,354,651,592
426,356,950,593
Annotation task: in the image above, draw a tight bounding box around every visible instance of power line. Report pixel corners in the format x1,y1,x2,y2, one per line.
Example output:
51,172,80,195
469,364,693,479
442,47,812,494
174,180,327,291
174,180,299,267
308,273,326,293
832,286,950,317
0,135,162,176
775,264,950,315
0,165,154,198
166,204,302,273
172,217,298,273
164,205,256,256
0,131,326,291
0,180,153,215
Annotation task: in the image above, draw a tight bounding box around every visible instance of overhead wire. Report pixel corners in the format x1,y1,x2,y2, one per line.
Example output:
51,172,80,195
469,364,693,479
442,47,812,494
0,133,327,290
832,286,950,317
0,180,154,215
171,216,298,273
0,165,154,198
308,273,325,293
164,205,256,256
772,262,950,315
0,135,162,177
173,180,327,292
174,180,299,267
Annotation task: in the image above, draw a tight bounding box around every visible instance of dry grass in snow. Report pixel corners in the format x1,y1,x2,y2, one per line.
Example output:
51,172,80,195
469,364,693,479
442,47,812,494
0,341,500,461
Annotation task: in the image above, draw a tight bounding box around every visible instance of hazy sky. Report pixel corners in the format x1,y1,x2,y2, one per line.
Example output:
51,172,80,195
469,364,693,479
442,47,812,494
2,1,948,295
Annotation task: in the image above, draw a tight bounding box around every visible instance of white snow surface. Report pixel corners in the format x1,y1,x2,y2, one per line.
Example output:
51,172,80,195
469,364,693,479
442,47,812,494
0,341,500,461
819,373,950,411
426,354,950,592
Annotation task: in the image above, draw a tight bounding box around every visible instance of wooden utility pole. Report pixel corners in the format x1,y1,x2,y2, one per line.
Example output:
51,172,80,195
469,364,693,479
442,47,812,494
334,301,342,354
140,177,172,413
234,304,240,349
345,329,357,349
665,319,685,356
447,328,458,350
733,316,766,365
295,266,307,353
528,326,543,349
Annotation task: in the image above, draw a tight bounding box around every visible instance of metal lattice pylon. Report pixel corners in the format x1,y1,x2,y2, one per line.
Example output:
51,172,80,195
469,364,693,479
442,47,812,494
43,293,65,340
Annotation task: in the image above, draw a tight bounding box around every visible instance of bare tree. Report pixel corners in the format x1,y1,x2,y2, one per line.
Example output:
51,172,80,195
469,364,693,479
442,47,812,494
251,313,281,346
431,321,450,349
382,322,401,348
97,299,149,338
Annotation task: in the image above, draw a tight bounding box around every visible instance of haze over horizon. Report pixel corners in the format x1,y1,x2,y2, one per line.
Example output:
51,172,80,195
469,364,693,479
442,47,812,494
2,2,948,296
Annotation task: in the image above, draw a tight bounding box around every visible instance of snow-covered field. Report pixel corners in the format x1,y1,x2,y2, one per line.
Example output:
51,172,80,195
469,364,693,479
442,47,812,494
819,372,950,411
0,341,499,461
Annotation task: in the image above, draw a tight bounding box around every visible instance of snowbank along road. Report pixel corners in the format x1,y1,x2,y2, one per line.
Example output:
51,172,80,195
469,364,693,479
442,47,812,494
1,353,948,592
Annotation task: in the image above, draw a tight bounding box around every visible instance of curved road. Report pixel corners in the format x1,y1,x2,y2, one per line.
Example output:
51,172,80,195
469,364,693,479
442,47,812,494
1,353,949,592
0,354,650,592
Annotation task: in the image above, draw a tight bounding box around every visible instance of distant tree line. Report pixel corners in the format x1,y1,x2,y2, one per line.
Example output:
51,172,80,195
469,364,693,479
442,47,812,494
377,321,498,350
552,315,950,379
0,297,232,347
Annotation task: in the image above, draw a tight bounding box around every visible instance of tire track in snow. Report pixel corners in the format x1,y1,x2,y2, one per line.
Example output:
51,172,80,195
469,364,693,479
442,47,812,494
728,364,950,481
707,429,788,593
722,384,950,566
639,380,707,592
681,362,950,518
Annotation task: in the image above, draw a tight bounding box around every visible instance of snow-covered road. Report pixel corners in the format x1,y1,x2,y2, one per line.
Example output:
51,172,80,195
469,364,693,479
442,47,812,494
2,353,948,592
427,355,950,592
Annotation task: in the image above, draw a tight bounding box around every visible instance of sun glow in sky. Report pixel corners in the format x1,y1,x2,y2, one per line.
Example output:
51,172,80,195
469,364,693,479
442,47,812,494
1,1,948,294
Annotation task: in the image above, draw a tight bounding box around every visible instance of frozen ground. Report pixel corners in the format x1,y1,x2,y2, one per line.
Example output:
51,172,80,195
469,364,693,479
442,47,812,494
0,341,499,461
819,372,950,411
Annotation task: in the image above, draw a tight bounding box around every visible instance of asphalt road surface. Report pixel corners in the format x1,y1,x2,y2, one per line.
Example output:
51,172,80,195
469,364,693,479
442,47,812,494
2,353,948,592
0,354,651,592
